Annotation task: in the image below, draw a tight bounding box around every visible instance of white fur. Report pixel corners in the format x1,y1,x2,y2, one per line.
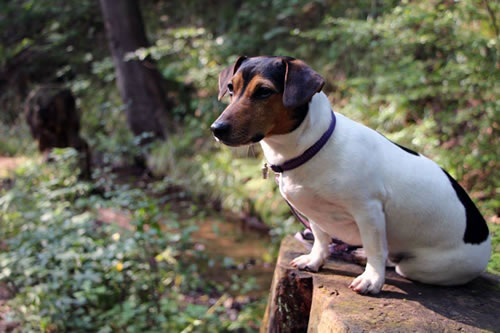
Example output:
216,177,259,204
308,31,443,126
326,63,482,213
261,92,491,294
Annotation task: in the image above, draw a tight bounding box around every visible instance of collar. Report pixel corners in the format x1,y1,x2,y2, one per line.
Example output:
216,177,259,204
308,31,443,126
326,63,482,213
269,111,336,173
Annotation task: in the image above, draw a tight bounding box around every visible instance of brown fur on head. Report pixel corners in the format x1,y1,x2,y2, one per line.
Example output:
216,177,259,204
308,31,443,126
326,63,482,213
211,56,325,146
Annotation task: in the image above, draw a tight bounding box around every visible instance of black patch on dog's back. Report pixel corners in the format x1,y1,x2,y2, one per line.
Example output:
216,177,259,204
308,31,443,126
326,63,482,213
392,142,419,156
377,132,420,156
441,169,489,244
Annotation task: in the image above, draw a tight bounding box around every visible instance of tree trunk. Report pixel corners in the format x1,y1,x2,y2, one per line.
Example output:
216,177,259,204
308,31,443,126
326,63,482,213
99,0,169,140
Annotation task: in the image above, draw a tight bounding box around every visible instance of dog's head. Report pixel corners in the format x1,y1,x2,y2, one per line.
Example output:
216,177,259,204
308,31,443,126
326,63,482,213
211,56,325,146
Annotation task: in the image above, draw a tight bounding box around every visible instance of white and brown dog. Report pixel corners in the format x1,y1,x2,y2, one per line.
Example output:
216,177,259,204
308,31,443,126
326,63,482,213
211,56,491,294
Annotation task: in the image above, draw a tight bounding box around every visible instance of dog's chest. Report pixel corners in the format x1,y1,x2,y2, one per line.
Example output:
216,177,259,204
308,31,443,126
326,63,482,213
278,175,356,228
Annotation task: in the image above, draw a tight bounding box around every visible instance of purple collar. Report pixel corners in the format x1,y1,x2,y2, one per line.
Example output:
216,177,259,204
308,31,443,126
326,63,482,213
270,111,336,173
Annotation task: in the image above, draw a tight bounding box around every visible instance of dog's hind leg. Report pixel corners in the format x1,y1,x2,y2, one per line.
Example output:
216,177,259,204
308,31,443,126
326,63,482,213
395,241,490,286
290,221,330,272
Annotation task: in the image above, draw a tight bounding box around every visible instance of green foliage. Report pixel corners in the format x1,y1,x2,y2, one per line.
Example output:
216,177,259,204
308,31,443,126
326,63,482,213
0,149,262,331
0,120,37,157
0,0,101,73
489,224,500,275
0,0,104,123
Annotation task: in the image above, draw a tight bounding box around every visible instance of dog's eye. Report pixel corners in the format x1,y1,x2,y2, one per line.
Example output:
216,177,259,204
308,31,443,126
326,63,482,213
227,83,234,96
253,87,274,99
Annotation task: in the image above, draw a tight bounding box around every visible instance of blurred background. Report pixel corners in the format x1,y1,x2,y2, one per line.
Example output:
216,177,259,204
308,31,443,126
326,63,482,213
0,0,498,331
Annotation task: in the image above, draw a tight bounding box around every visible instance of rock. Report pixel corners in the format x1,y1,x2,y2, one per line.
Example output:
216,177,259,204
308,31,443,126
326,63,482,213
261,235,500,332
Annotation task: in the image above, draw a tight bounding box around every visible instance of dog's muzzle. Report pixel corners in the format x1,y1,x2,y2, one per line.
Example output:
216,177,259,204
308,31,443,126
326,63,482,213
210,121,232,141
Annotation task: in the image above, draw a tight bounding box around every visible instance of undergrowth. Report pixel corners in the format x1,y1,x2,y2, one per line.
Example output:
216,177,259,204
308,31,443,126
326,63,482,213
0,149,264,332
489,224,500,276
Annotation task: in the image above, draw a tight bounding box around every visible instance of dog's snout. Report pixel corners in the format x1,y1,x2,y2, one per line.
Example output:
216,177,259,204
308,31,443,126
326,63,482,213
210,121,232,140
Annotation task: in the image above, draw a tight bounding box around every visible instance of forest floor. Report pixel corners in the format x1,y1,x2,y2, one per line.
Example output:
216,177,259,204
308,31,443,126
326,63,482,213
0,155,274,331
96,207,274,299
0,157,24,178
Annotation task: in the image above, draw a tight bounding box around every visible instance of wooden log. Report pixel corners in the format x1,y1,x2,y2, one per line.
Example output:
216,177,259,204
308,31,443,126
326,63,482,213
262,235,500,332
261,239,313,333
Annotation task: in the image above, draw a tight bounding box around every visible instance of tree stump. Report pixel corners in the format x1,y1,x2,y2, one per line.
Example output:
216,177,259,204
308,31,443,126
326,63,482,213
25,86,91,178
261,235,500,332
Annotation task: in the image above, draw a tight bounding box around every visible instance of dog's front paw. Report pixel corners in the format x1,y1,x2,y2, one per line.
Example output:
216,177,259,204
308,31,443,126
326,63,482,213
290,254,325,272
349,269,384,294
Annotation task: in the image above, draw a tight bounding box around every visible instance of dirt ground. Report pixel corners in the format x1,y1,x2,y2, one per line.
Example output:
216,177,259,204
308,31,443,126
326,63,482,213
0,157,25,178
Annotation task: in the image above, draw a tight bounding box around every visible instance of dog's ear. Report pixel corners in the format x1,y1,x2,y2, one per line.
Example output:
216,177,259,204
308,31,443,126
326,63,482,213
283,59,325,109
218,56,247,100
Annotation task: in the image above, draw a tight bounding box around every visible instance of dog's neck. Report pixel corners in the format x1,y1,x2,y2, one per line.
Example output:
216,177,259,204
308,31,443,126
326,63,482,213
261,92,332,166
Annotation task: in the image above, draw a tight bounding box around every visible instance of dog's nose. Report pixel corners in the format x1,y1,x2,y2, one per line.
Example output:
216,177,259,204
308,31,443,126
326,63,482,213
210,122,231,140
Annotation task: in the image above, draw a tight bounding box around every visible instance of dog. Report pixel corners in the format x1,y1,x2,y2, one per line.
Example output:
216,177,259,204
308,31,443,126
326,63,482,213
211,56,491,294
